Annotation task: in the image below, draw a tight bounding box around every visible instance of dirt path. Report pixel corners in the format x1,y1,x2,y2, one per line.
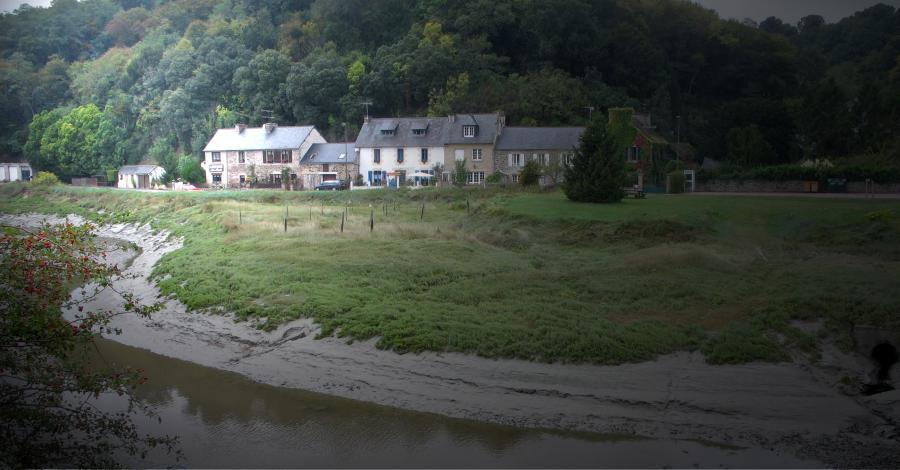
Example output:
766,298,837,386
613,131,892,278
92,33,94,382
5,212,899,467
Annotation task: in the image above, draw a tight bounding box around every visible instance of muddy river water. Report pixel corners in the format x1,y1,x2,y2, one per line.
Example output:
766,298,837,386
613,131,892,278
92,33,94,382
93,338,819,468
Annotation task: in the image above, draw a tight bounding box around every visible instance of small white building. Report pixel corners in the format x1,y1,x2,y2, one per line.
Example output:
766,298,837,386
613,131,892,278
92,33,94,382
0,162,33,182
117,165,165,189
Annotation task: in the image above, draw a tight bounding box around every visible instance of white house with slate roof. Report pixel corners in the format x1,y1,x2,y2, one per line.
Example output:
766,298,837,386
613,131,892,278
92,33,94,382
355,117,448,187
202,123,325,188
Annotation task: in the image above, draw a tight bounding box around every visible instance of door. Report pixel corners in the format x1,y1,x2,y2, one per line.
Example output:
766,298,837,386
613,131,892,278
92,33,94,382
21,169,31,181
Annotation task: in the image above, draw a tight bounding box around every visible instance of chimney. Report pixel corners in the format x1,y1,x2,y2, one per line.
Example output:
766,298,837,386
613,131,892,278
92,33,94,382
235,123,247,133
263,122,277,134
448,115,456,123
364,115,369,124
497,112,505,133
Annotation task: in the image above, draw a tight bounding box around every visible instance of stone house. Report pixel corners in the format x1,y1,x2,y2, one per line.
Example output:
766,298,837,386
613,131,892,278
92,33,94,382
442,113,504,185
202,123,326,188
299,142,358,189
609,108,671,190
494,127,584,185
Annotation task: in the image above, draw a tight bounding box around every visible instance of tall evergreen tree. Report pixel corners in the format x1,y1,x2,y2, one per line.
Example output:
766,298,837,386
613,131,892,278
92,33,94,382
563,115,626,203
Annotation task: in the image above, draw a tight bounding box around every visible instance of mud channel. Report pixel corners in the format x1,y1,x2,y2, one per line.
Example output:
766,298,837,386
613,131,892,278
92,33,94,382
4,212,899,468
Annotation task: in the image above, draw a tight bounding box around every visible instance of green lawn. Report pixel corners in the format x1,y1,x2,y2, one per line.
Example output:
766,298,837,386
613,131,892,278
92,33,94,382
4,183,899,365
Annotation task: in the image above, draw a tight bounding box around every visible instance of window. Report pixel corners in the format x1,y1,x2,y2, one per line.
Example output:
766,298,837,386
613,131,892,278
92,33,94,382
281,150,291,163
323,164,329,172
265,150,275,163
511,174,519,183
397,148,404,163
212,152,221,162
472,148,483,161
272,173,282,185
239,175,246,185
421,148,428,163
467,171,485,185
374,148,381,164
238,151,245,163
212,173,221,184
510,153,524,167
412,128,425,136
538,153,550,166
380,129,394,136
463,125,476,138
338,153,346,160
562,153,574,166
627,146,641,162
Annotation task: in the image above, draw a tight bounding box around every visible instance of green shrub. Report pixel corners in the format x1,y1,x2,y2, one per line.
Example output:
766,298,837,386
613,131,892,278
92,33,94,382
486,171,502,184
29,171,60,186
519,160,542,186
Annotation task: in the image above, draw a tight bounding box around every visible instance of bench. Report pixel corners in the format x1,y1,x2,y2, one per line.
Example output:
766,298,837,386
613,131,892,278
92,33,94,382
624,187,645,198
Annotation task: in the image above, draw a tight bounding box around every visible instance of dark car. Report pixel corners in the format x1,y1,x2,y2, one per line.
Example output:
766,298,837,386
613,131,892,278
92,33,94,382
314,180,348,191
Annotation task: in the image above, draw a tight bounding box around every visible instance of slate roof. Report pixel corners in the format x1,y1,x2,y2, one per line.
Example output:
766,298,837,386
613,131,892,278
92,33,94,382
495,127,585,151
355,117,449,148
203,125,315,152
301,143,358,164
118,165,163,175
445,113,501,145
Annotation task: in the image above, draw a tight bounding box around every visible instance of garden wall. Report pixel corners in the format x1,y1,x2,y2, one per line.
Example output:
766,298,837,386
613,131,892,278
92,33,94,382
697,179,900,193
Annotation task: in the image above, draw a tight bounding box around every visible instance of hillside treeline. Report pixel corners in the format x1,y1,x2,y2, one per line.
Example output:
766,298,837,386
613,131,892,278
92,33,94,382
1,0,898,179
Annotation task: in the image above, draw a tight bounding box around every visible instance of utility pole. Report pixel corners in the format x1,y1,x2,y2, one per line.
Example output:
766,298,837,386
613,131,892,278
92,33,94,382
676,115,681,144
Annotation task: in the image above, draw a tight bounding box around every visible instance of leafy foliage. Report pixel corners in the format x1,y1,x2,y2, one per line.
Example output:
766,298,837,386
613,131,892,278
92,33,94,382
28,171,60,186
518,160,542,186
1,0,899,173
0,221,178,467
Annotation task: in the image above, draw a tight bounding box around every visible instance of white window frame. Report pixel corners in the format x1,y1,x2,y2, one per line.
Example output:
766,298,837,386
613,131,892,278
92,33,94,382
512,153,524,167
463,125,476,138
265,150,275,163
511,174,519,183
627,146,640,162
238,151,245,163
562,153,574,166
467,171,485,185
374,148,381,164
472,148,483,161
212,152,221,162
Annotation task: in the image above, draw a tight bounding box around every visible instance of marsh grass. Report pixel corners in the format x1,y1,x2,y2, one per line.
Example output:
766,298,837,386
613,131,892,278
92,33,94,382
3,185,899,364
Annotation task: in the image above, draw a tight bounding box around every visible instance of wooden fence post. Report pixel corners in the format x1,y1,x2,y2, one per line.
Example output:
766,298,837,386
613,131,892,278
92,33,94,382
420,203,425,220
370,208,374,232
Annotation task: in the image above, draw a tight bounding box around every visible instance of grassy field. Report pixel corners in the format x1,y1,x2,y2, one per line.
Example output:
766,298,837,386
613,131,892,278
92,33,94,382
3,182,899,365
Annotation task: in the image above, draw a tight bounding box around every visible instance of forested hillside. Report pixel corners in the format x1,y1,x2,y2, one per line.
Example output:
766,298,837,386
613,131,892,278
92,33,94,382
1,0,898,180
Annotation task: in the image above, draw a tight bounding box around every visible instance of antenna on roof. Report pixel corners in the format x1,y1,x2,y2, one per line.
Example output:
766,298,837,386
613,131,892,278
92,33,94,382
360,100,372,123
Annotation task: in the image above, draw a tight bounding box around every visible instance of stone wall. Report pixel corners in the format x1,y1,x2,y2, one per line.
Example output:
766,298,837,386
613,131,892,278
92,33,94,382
697,179,900,193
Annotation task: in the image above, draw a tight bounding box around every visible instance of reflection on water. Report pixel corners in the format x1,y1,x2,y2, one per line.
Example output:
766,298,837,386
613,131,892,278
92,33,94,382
91,338,818,468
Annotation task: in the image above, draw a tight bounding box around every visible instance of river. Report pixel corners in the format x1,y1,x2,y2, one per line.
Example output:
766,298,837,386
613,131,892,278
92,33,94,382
91,338,819,468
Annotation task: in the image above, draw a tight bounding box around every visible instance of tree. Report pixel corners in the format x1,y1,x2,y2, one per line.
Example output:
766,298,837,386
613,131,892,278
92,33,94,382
725,125,777,167
30,104,127,179
0,220,178,467
519,159,542,186
563,115,626,203
177,154,205,184
453,159,467,186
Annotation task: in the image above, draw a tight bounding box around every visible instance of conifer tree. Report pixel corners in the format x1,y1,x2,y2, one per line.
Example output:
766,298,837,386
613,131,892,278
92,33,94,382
563,115,626,203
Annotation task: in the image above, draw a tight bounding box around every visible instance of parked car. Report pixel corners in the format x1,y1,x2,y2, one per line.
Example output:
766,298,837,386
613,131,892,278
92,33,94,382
314,180,348,191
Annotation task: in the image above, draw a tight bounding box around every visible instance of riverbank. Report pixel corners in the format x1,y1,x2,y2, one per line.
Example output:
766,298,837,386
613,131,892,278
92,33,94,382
3,211,898,467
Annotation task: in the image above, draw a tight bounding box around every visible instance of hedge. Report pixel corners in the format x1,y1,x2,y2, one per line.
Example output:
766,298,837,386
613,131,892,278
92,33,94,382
699,164,900,183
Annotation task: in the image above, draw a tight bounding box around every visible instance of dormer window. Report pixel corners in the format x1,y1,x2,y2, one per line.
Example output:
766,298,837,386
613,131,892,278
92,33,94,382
381,129,395,136
463,125,476,138
338,153,346,160
412,129,425,136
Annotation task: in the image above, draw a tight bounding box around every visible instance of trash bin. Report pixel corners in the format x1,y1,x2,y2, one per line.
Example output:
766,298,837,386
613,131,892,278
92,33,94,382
826,178,847,193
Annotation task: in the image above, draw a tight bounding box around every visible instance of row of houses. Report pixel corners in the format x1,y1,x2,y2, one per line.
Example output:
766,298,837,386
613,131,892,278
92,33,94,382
198,107,676,190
